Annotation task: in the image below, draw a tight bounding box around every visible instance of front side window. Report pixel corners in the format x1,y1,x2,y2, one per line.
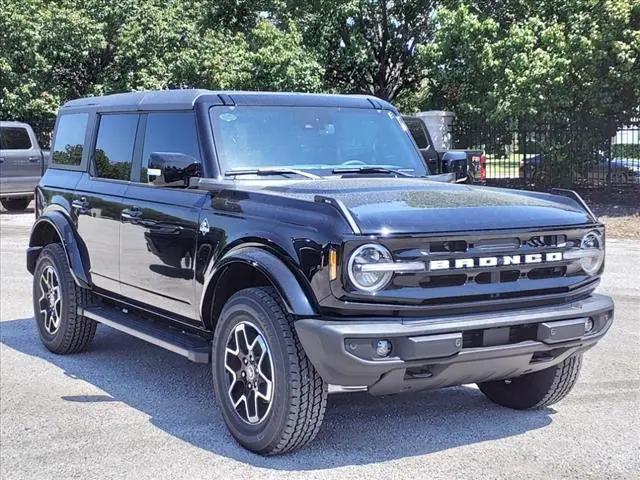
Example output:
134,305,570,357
94,114,139,181
141,112,200,183
0,127,32,150
209,106,428,176
52,113,88,166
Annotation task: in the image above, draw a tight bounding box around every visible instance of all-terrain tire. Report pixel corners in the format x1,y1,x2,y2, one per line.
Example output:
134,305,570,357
212,287,327,455
478,354,582,410
1,197,30,211
32,243,97,353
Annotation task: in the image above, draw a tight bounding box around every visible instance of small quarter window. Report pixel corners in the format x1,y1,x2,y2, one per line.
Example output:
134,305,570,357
94,114,139,181
0,127,32,150
140,113,200,183
52,114,88,166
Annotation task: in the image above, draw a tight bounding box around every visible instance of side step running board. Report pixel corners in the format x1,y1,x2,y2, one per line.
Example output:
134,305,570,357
80,306,210,363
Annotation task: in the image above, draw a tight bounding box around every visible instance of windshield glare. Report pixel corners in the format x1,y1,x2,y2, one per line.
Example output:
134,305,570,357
209,106,428,177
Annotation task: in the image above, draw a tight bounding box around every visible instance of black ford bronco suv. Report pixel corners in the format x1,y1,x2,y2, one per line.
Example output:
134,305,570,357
28,90,614,455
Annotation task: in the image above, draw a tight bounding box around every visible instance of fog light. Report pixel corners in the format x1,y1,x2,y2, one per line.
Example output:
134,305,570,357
375,339,392,357
585,318,594,333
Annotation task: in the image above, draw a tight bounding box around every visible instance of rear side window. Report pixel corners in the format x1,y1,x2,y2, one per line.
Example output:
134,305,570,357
404,118,429,149
94,114,139,181
52,114,88,166
140,112,200,183
1,127,32,150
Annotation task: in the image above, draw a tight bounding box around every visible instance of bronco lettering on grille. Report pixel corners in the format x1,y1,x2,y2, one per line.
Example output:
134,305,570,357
429,252,563,271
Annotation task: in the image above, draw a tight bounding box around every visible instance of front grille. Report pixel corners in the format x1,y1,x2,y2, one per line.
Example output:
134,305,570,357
371,226,599,308
388,229,586,290
500,270,520,282
525,234,566,248
420,274,466,288
528,266,566,280
429,240,467,253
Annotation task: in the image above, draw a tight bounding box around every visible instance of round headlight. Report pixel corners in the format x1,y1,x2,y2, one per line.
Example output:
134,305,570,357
580,230,604,275
347,244,393,292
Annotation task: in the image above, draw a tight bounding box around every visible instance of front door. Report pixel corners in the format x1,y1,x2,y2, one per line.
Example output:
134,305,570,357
403,117,440,174
119,112,205,321
74,113,140,294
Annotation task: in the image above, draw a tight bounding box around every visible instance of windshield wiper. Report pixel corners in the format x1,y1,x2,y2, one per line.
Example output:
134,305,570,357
224,168,321,179
332,166,415,177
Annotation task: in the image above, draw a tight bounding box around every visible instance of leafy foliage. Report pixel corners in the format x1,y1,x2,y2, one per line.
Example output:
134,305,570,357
0,0,321,118
421,0,640,126
288,0,438,99
1,0,638,134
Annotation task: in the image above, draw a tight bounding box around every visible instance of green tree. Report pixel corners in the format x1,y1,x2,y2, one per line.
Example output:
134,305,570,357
420,0,640,125
287,0,438,100
244,21,323,92
0,0,106,118
0,0,322,119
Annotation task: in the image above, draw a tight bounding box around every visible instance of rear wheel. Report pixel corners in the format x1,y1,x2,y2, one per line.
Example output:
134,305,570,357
32,243,97,354
478,354,582,409
1,197,30,211
532,168,547,185
212,287,327,455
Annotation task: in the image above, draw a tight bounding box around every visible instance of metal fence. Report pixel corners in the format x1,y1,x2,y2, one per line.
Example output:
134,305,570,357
452,119,640,190
12,116,640,193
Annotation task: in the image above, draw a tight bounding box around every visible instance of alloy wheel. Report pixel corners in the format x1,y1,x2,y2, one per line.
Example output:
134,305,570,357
38,265,61,335
224,321,274,424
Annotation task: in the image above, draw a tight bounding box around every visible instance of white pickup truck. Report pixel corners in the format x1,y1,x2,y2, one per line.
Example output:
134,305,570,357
0,121,50,211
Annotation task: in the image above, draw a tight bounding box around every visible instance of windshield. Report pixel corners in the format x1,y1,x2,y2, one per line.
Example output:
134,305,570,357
209,106,429,177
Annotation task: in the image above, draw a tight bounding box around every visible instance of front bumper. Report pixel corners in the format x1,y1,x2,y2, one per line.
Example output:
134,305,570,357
295,294,614,395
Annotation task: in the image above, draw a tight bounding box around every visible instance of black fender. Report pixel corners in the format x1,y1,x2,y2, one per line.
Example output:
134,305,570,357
27,211,91,288
201,246,318,321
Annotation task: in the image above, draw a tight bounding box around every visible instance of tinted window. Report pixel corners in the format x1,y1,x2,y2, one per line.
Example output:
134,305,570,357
52,114,88,166
94,114,139,181
403,117,429,149
210,106,427,176
0,127,32,150
141,113,200,183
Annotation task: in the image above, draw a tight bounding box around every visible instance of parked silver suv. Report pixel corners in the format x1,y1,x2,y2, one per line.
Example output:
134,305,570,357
0,121,49,211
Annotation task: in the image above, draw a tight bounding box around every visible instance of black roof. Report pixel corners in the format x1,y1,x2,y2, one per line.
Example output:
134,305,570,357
61,89,397,112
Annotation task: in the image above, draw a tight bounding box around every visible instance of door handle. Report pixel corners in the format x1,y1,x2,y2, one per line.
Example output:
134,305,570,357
72,197,90,213
28,156,40,163
121,207,143,221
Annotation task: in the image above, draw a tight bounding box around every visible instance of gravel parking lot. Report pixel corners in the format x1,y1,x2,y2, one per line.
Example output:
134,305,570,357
1,205,638,480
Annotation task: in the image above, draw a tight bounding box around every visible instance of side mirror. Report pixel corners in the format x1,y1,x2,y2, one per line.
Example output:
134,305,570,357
441,151,469,183
147,152,201,187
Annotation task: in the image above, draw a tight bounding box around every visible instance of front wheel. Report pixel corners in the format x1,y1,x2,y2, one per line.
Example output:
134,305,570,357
32,243,97,354
478,354,582,410
608,171,628,185
212,287,327,455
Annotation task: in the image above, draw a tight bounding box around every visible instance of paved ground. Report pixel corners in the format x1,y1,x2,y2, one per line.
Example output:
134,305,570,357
1,206,638,480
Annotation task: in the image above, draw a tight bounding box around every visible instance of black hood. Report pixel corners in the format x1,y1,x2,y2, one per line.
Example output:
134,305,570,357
256,178,594,234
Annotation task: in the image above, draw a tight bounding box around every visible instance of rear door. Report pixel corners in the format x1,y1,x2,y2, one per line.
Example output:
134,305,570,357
74,113,140,294
120,112,206,321
0,124,41,195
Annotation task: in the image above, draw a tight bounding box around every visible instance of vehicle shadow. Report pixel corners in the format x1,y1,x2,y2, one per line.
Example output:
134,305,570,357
0,207,34,215
0,317,554,470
